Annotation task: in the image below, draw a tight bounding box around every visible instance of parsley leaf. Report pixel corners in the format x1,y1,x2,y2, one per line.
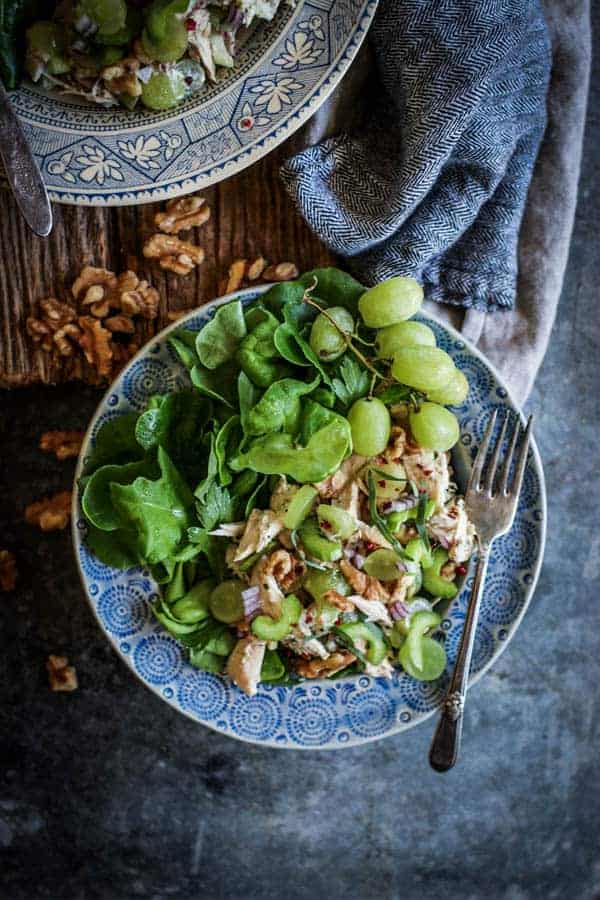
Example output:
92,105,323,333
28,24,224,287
197,481,237,531
331,355,370,409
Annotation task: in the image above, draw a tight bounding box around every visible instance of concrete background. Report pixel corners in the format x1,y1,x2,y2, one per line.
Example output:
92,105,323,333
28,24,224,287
1,20,599,900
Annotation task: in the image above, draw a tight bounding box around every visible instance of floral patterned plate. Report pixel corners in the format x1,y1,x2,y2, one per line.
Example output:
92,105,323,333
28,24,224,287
72,286,547,749
10,1,377,205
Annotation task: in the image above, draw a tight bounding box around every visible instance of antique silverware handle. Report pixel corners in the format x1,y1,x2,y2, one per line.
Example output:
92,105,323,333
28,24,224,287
429,541,490,772
0,82,52,237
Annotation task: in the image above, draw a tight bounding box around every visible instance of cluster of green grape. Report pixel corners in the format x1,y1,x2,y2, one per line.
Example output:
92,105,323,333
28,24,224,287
307,276,468,455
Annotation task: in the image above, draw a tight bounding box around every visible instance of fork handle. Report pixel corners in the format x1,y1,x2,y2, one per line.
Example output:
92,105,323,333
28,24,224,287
429,542,490,772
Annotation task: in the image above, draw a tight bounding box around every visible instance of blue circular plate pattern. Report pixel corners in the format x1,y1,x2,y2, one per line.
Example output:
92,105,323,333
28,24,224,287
11,1,377,205
72,287,546,749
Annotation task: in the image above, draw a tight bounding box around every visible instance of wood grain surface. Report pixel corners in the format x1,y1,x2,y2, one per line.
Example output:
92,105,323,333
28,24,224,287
0,139,334,388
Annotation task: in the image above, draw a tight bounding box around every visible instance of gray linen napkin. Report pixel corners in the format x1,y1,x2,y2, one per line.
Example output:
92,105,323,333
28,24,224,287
282,0,590,404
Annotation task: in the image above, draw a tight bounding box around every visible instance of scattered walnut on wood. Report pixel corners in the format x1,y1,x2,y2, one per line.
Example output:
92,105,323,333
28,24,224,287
154,195,210,234
246,256,268,281
27,299,77,351
53,323,82,356
77,316,113,376
72,267,119,318
105,314,135,334
25,491,72,531
46,655,78,692
39,430,84,460
0,550,17,592
295,651,356,679
262,262,299,282
143,234,205,275
119,275,160,319
226,259,247,293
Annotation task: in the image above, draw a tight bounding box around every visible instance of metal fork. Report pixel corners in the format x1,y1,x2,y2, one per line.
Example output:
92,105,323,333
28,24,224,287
429,410,533,772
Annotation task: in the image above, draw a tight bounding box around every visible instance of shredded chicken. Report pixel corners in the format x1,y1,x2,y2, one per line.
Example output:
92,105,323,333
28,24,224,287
356,522,393,550
347,595,393,627
428,499,475,562
226,637,266,696
388,574,414,608
314,454,367,498
250,564,284,619
295,651,355,679
402,447,450,510
233,509,283,562
340,560,390,602
365,658,395,679
333,480,361,522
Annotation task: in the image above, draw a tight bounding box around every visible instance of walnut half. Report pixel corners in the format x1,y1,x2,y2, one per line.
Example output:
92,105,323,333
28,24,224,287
25,491,72,531
143,234,205,276
295,651,356,679
154,195,210,234
47,655,78,692
39,430,84,460
0,550,17,591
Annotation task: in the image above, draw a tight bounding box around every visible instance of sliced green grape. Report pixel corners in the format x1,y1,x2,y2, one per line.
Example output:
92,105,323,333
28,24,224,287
399,636,446,681
77,0,128,36
368,461,406,499
376,321,436,358
283,485,318,530
362,549,404,582
209,580,244,624
347,397,390,456
141,70,186,110
303,568,351,603
317,504,357,540
426,369,469,406
141,22,188,64
299,518,343,562
358,276,423,328
391,346,456,392
409,402,459,451
309,307,354,362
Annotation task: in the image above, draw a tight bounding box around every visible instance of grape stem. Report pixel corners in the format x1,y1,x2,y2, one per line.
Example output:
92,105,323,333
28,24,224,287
302,292,383,379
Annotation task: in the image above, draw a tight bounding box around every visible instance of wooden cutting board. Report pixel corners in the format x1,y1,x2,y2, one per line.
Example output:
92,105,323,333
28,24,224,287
0,139,334,387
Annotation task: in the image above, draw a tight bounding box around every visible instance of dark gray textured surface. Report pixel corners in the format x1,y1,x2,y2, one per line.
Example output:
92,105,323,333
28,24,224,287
2,38,599,900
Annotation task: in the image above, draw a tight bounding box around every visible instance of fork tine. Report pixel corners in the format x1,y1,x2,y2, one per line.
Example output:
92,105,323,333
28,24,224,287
498,417,521,495
507,415,533,498
467,409,497,494
483,411,509,494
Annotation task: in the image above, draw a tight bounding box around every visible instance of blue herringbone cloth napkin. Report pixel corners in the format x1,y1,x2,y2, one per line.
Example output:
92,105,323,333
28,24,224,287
282,0,552,311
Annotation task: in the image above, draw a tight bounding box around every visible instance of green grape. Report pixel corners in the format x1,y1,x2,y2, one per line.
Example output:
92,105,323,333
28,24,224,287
303,568,351,604
27,21,62,55
141,70,186,110
399,636,446,681
141,22,188,64
426,369,469,406
77,0,128,36
347,397,390,456
317,504,357,540
362,549,404,582
391,346,455,392
376,321,436,358
358,276,423,328
368,461,406,499
309,307,354,362
209,580,244,624
409,402,459,451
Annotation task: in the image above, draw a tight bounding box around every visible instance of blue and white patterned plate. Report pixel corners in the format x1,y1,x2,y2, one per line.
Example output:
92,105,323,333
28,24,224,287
11,1,377,206
72,287,547,748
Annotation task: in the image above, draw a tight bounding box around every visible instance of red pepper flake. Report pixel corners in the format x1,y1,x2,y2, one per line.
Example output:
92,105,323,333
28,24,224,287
366,541,377,552
378,480,386,488
456,565,467,575
422,468,433,476
448,509,458,519
185,17,196,30
336,617,342,625
377,456,387,464
321,520,332,531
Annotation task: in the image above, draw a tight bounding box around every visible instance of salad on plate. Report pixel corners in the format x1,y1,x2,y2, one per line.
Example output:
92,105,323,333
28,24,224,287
79,268,475,695
23,0,288,109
